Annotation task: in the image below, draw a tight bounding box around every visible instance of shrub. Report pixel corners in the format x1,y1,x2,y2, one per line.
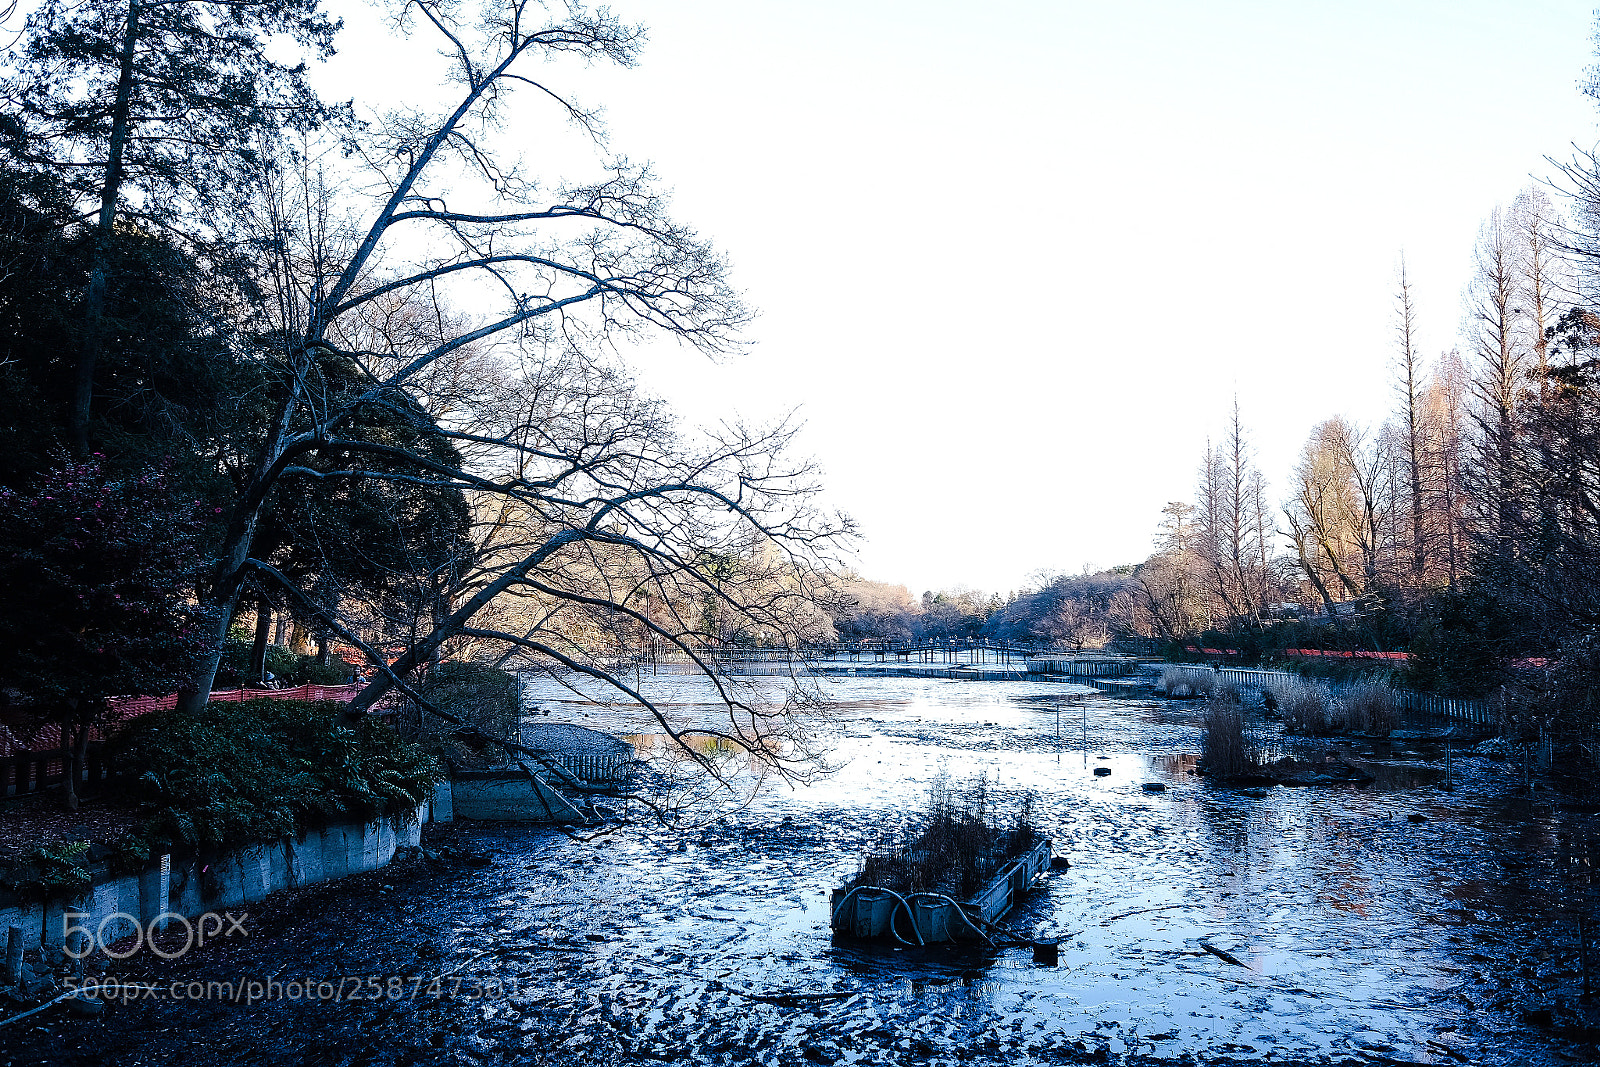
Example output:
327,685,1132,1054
215,639,358,687
113,699,436,850
294,658,356,686
846,773,1039,900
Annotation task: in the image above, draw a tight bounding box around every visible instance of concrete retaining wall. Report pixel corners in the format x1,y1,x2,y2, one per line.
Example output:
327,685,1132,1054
0,803,427,953
450,769,584,823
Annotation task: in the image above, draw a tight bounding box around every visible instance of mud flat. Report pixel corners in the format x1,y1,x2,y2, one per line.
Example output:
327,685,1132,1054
5,676,1598,1066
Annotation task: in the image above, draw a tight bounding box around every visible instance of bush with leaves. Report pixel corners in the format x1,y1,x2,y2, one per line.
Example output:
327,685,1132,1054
0,459,214,808
400,661,520,769
113,699,435,850
214,636,355,687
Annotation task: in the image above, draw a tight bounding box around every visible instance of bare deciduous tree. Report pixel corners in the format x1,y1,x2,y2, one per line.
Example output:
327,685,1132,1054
173,0,850,794
1394,255,1429,583
1468,206,1529,549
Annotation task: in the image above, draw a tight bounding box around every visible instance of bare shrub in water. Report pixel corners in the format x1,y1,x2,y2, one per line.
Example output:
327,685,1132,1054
851,773,1040,899
1202,689,1252,778
1275,680,1336,735
1339,681,1397,737
1161,665,1216,699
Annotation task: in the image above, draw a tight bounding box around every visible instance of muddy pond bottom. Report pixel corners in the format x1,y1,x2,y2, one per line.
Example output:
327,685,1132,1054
14,678,1598,1067
475,676,1592,1066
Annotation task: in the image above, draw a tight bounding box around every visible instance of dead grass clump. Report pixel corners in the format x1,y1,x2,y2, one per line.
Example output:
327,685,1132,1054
850,774,1039,900
1201,689,1252,778
1339,681,1397,737
1275,681,1336,735
1161,665,1216,699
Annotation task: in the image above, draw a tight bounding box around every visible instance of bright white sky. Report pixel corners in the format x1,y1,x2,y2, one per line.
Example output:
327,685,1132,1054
318,0,1600,599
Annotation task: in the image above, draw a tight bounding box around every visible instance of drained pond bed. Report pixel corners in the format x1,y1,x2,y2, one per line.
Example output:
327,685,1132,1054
5,676,1600,1066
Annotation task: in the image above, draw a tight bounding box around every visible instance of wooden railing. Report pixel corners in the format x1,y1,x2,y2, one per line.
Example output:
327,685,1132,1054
1027,657,1137,677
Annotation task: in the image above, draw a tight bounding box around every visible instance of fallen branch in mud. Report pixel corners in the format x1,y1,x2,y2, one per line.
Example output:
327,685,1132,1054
1198,941,1247,967
0,989,89,1028
489,942,591,955
741,990,859,1006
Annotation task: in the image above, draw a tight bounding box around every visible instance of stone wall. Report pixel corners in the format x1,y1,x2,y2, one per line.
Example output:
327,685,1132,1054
0,802,433,953
449,769,584,823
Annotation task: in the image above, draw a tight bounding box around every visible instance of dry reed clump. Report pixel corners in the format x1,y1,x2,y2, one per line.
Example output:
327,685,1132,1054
1201,688,1252,778
1338,681,1397,737
1272,680,1335,735
851,774,1039,900
1160,665,1216,700
1273,679,1396,736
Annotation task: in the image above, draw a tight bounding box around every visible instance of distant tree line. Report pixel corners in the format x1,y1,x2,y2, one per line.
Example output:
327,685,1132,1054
1126,180,1600,744
824,570,1141,651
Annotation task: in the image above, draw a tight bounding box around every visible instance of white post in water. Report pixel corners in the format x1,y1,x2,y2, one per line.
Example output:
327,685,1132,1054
5,925,21,986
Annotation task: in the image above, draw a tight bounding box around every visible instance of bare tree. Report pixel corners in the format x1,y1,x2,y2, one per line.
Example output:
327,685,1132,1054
173,1,849,794
1136,501,1209,641
1514,187,1567,400
1394,254,1429,582
1467,206,1529,550
1194,400,1272,631
1420,348,1472,587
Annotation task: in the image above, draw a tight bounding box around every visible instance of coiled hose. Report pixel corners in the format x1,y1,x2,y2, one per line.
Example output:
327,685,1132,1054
904,892,997,948
830,885,924,946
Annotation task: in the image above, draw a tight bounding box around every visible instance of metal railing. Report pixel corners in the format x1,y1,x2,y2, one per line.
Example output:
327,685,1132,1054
0,743,116,798
1210,667,1495,725
536,752,630,784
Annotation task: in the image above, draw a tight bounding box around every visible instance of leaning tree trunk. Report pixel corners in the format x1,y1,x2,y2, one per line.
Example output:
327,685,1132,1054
62,704,92,812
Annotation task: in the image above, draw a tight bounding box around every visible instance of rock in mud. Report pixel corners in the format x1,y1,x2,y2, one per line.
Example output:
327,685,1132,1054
1521,1005,1554,1027
67,996,105,1017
